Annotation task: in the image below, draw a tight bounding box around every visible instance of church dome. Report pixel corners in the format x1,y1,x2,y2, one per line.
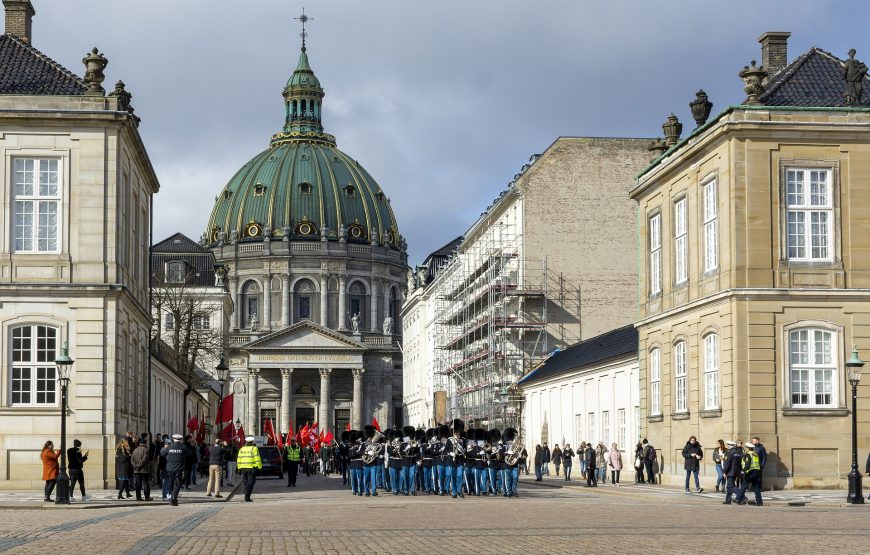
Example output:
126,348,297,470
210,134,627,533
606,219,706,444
205,47,402,249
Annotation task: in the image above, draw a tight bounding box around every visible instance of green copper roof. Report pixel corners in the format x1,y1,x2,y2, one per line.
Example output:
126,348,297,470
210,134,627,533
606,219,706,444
205,47,401,249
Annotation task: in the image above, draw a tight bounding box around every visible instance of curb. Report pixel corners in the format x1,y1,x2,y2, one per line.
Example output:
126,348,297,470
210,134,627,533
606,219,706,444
0,482,241,510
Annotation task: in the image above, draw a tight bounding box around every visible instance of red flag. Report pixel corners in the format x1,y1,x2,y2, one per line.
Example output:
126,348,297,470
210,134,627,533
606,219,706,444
215,393,234,425
324,431,334,445
277,425,285,450
345,422,350,432
220,423,234,442
372,416,380,432
298,423,309,445
196,420,206,443
236,424,246,444
263,418,276,445
187,415,200,433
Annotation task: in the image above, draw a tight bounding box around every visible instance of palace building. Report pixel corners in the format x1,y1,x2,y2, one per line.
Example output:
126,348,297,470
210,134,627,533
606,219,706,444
202,39,408,439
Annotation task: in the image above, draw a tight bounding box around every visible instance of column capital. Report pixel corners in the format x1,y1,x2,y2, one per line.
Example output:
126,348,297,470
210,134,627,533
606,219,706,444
319,367,332,379
248,368,260,378
352,368,365,379
281,368,294,378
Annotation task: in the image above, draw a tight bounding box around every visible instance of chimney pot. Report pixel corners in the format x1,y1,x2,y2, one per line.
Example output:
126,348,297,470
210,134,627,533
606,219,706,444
3,0,35,44
758,31,790,80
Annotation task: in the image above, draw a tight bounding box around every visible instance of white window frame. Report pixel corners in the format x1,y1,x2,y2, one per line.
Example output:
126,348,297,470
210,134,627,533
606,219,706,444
575,414,583,447
785,168,833,262
649,213,662,295
674,341,688,413
587,412,596,445
617,408,626,449
164,312,174,331
601,410,610,445
166,261,185,283
12,158,61,253
193,313,210,330
788,327,837,408
674,197,688,285
10,324,59,406
703,333,720,410
649,347,661,416
702,179,718,272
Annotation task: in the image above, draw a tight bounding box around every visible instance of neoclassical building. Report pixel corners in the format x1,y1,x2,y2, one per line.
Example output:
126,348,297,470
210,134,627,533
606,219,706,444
203,41,408,438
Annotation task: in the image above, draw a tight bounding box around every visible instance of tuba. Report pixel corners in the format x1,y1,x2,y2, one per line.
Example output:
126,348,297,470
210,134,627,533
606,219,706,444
504,436,524,467
361,430,385,464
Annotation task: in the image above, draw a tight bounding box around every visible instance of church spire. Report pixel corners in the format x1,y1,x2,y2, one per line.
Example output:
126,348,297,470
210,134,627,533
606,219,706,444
271,9,335,147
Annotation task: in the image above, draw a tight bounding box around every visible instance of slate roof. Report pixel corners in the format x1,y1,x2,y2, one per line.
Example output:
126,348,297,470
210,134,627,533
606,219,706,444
0,34,86,95
151,233,218,287
760,47,870,107
517,325,638,386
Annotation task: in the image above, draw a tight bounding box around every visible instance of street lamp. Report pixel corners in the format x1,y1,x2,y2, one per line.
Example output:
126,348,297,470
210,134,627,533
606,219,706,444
54,342,74,505
499,384,510,428
215,358,229,441
846,345,864,504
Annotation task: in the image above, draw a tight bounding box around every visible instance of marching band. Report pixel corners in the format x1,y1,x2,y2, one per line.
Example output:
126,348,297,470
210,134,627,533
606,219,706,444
343,419,522,499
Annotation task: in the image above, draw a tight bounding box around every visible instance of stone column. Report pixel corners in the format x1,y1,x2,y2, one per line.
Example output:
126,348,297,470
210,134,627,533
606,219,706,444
370,279,379,333
319,368,332,433
319,274,328,326
247,368,259,435
338,275,347,331
281,275,291,327
352,368,365,430
229,277,239,329
280,368,293,436
263,274,272,330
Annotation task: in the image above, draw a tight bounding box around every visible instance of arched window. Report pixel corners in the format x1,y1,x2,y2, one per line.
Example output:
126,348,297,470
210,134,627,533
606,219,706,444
241,281,260,328
389,286,399,320
294,279,316,323
10,325,59,406
674,340,688,413
788,327,837,407
348,281,366,329
703,333,720,410
649,347,661,416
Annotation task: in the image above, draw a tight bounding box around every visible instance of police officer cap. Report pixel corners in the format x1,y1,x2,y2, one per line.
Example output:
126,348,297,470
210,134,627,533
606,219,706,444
245,436,255,442
745,443,755,449
725,440,736,447
172,434,183,440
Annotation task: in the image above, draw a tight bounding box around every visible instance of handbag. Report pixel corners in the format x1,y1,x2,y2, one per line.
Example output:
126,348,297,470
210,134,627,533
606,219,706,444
634,456,642,469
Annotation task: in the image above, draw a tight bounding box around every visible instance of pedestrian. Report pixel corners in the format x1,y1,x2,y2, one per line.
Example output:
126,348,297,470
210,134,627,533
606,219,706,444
734,440,744,490
41,440,60,502
237,436,262,502
542,442,550,476
596,442,608,484
607,442,623,486
226,438,238,486
751,436,768,489
561,443,574,481
159,438,171,499
148,433,160,487
206,438,225,498
721,440,742,504
735,443,763,506
67,438,89,501
161,434,190,506
183,436,197,488
641,438,656,485
552,444,562,477
320,442,331,476
520,446,529,475
634,442,645,484
585,442,597,487
713,439,727,493
131,435,153,501
866,451,870,501
285,437,301,487
681,436,703,493
115,439,133,499
578,441,588,479
533,444,543,481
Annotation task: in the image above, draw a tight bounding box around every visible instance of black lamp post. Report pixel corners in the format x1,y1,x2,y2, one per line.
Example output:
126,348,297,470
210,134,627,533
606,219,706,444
54,342,74,505
846,345,864,504
215,358,229,440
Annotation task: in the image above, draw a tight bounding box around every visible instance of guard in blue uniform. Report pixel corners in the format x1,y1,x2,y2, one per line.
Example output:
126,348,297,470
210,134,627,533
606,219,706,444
400,426,419,495
387,429,403,495
435,425,450,495
348,430,364,495
502,427,520,498
472,429,488,496
446,419,466,499
486,428,503,495
362,425,379,496
420,428,436,494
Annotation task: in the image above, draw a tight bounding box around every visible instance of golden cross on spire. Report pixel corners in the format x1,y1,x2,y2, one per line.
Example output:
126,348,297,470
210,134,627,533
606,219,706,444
295,8,313,51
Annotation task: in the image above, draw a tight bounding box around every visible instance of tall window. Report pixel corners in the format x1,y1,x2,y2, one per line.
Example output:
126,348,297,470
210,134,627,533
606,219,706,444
587,412,596,445
649,348,661,415
704,333,720,410
10,325,58,405
13,158,60,252
786,168,833,261
601,410,610,445
193,313,210,330
674,198,687,285
575,414,583,446
649,213,662,295
789,328,837,407
617,408,626,449
703,179,718,272
298,296,311,320
166,261,184,283
674,341,688,413
164,313,174,331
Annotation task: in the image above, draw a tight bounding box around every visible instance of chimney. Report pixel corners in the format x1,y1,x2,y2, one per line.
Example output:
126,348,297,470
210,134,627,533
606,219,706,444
3,0,34,44
758,31,790,79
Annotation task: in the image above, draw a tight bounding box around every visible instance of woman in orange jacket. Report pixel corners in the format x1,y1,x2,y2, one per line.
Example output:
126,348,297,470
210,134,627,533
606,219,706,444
41,440,60,502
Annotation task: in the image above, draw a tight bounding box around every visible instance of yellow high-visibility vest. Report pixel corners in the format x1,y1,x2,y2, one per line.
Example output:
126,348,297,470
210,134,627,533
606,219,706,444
237,445,262,470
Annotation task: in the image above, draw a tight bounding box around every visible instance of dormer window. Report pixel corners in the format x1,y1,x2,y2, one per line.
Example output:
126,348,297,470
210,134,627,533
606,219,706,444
344,185,355,197
253,184,266,197
299,182,312,195
223,190,232,200
375,191,385,202
166,261,185,284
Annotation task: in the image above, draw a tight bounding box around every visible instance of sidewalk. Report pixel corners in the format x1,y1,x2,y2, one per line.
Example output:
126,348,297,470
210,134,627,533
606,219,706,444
519,474,868,508
0,475,240,510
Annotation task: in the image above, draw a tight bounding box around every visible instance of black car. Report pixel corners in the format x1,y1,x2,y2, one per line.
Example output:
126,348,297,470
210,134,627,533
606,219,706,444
257,446,284,479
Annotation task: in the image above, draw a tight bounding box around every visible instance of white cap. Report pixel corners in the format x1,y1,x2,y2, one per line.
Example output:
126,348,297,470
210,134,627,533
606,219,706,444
172,434,183,440
725,440,736,447
245,436,255,442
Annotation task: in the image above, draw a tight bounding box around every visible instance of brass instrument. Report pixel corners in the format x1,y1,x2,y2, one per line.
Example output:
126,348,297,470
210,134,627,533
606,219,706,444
504,436,524,467
361,430,384,464
450,436,465,458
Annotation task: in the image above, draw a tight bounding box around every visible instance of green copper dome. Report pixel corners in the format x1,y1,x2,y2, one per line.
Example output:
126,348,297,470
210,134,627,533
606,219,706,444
205,48,402,249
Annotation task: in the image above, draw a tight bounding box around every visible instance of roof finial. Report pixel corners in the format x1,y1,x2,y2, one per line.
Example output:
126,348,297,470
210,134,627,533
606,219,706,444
295,7,313,52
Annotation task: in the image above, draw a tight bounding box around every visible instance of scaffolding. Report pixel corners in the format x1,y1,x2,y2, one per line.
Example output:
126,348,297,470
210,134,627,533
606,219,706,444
432,221,553,431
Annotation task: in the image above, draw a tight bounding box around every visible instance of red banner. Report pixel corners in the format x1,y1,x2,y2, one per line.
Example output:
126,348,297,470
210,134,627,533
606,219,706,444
263,418,277,446
372,416,380,432
215,393,234,426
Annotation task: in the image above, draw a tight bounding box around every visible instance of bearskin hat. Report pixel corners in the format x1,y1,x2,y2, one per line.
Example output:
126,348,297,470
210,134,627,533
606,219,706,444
402,425,415,438
340,430,350,442
364,424,376,439
488,428,502,443
349,430,362,443
502,427,517,442
452,418,465,434
438,424,450,439
384,428,395,441
426,428,436,440
474,428,486,442
415,428,426,441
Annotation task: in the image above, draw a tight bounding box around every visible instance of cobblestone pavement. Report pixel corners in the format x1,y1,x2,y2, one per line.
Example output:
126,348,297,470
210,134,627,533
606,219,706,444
0,472,866,554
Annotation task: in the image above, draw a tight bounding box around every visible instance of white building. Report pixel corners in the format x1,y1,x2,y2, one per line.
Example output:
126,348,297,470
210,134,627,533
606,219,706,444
519,326,640,457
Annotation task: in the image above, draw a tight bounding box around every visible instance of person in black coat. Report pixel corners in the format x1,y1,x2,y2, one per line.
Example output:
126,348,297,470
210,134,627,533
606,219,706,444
585,443,597,487
682,436,704,493
67,438,89,499
561,444,575,481
721,441,743,504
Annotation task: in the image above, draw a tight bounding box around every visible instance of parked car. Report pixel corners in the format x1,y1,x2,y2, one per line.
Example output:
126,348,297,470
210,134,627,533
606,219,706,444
257,446,284,479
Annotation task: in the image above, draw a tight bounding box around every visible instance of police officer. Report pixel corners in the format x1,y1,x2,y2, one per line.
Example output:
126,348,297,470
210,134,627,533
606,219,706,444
161,434,190,506
735,443,763,506
237,436,262,502
285,436,301,487
721,440,742,504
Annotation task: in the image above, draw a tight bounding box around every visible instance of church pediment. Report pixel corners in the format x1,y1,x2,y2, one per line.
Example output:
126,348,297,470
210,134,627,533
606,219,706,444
242,320,368,352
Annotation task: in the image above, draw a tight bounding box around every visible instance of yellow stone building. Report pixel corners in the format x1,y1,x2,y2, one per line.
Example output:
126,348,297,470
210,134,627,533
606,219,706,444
632,33,870,489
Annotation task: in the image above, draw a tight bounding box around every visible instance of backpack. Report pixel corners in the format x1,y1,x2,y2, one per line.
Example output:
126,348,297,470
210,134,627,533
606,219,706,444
647,446,657,461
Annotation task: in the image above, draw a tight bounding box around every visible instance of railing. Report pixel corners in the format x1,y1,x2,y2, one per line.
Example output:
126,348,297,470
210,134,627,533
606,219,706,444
347,244,371,255
292,243,321,252
237,243,261,253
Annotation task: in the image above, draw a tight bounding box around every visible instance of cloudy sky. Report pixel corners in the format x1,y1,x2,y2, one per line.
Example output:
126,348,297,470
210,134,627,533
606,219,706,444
26,0,866,263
